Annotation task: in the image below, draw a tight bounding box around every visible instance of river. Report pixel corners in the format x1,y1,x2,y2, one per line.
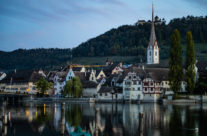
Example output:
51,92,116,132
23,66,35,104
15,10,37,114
0,102,206,136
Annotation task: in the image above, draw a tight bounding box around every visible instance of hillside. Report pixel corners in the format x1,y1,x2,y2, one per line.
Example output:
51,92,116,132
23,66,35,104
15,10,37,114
72,16,207,60
0,16,207,71
0,48,72,71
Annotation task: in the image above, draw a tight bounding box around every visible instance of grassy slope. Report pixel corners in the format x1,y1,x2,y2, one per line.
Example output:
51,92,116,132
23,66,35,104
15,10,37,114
69,43,207,66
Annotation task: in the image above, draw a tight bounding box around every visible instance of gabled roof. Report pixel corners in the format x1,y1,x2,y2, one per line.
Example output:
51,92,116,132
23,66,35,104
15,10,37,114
0,70,45,83
55,71,67,82
95,69,104,77
74,72,87,81
128,66,169,82
116,69,130,83
98,86,114,93
82,81,98,88
145,68,169,81
129,67,146,80
105,74,119,85
47,71,57,79
103,64,119,76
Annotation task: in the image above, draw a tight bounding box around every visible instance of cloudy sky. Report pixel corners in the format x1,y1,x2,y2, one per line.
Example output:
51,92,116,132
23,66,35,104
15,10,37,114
0,0,207,51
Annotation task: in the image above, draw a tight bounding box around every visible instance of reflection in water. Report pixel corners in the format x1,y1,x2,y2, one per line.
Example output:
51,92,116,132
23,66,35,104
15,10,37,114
65,104,82,127
0,102,206,136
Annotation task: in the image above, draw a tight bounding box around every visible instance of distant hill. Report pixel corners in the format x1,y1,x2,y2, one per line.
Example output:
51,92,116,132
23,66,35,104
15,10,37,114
0,16,207,71
0,48,72,72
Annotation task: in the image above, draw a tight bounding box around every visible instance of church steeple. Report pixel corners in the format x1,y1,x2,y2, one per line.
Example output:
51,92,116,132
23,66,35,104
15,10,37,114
149,3,157,47
147,3,159,64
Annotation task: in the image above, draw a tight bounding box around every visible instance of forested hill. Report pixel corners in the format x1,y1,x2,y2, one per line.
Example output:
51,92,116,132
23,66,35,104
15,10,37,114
72,16,207,59
0,48,72,71
0,16,207,71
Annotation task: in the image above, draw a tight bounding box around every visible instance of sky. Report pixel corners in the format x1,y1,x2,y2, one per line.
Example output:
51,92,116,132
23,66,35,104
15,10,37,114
0,0,207,51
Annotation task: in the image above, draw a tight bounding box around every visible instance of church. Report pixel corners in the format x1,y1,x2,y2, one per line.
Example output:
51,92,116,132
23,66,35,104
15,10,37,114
147,4,159,64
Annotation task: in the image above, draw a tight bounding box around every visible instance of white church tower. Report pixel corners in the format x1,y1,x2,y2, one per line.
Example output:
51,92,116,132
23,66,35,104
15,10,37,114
147,4,159,64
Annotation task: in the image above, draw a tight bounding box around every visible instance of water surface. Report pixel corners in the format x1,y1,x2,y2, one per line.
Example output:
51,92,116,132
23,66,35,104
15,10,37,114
0,102,207,136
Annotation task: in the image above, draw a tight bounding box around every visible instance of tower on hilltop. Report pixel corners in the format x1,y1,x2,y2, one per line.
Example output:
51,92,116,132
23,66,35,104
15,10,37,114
147,4,159,64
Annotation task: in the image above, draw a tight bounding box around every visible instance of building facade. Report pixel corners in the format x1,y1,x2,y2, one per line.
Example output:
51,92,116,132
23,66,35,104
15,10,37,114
123,72,143,101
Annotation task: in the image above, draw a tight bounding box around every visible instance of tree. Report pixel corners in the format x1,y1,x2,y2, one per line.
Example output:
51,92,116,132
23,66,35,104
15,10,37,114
36,78,53,97
169,29,183,98
185,31,196,94
62,76,83,98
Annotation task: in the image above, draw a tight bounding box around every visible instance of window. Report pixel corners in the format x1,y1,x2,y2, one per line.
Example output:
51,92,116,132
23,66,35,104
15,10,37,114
129,76,131,79
105,93,107,96
100,93,102,96
133,76,136,79
138,87,140,91
151,88,153,91
125,88,131,91
149,51,151,56
133,88,135,91
155,51,157,56
112,81,115,86
125,81,131,85
150,82,153,86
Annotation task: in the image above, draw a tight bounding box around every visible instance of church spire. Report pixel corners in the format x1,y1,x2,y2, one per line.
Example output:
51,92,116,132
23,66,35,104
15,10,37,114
149,3,157,47
152,3,154,23
147,3,159,64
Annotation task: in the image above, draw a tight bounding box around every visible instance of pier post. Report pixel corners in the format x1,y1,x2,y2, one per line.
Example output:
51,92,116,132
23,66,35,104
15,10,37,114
138,112,144,136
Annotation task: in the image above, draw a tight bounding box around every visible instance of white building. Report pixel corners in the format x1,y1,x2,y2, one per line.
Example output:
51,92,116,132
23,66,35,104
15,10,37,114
53,71,68,95
123,72,143,101
147,4,159,64
97,86,123,101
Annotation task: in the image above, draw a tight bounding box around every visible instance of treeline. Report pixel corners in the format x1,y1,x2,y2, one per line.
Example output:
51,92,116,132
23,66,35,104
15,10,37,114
0,48,72,71
72,16,207,59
